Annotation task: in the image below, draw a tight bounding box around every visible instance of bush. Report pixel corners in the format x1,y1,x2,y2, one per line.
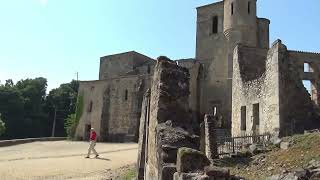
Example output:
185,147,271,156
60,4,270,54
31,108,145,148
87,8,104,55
64,113,77,139
64,93,84,139
0,114,6,136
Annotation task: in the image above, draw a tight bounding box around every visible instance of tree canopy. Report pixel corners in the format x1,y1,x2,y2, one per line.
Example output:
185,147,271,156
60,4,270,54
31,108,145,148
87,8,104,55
0,78,79,139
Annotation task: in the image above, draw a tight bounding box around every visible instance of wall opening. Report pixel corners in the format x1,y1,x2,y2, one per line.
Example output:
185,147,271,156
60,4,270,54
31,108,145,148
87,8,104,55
240,106,246,131
147,65,151,74
304,62,314,72
252,103,260,134
213,106,217,116
212,16,218,34
88,101,93,112
125,89,128,101
248,1,251,14
303,80,312,95
231,3,234,15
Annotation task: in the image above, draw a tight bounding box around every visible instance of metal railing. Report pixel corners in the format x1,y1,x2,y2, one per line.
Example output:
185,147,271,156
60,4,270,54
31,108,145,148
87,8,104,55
217,133,271,155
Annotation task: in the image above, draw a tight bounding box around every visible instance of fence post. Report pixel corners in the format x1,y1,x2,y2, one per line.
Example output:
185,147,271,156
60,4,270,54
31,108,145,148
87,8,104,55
232,137,235,153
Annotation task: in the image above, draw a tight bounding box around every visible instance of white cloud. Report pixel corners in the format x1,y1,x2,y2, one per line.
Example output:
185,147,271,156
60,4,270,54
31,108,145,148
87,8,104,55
40,0,48,7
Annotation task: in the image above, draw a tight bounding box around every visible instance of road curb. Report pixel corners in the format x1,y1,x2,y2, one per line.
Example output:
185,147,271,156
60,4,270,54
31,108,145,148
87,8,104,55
0,137,67,147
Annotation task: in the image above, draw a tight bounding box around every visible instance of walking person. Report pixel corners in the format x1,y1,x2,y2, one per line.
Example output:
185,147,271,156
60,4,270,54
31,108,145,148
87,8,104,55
85,128,99,158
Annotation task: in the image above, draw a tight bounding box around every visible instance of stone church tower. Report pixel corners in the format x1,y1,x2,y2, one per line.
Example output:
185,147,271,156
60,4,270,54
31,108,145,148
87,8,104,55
195,0,269,128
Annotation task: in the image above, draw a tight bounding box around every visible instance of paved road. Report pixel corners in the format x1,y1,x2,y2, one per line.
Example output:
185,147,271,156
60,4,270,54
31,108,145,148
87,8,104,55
0,141,138,180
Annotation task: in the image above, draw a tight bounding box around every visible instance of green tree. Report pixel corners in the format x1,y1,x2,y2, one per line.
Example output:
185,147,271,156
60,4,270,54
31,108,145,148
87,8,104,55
45,80,79,137
15,77,49,137
0,85,25,139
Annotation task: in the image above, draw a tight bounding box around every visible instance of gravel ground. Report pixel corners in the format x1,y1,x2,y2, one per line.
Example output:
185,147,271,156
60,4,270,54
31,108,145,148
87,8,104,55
0,141,138,180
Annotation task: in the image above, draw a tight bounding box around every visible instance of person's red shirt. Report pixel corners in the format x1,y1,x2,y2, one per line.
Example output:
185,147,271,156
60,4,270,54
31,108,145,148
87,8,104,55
90,131,97,141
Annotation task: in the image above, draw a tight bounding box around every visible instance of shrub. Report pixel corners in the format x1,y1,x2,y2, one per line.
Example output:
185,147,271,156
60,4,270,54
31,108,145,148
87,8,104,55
64,93,84,139
64,113,77,139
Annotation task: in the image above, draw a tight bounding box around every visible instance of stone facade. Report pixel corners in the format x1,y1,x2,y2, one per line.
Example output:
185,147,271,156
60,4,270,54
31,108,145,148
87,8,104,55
232,40,320,137
75,0,320,142
75,51,156,142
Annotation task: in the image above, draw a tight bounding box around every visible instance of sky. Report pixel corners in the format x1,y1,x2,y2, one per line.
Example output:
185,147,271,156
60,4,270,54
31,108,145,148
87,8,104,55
0,0,320,92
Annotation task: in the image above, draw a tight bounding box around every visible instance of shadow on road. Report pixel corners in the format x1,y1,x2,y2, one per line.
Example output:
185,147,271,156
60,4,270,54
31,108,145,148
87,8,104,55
95,157,111,161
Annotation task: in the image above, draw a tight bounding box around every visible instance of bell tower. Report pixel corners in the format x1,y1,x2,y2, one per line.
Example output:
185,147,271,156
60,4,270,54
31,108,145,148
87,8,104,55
223,0,258,47
223,0,259,124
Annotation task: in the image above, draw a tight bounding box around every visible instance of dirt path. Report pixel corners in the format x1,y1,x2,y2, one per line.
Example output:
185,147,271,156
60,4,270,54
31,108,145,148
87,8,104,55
0,141,138,180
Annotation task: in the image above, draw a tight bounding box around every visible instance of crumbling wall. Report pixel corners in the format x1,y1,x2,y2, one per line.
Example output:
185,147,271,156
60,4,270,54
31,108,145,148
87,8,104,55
279,48,320,136
232,42,279,136
137,90,150,180
232,40,320,137
145,57,199,180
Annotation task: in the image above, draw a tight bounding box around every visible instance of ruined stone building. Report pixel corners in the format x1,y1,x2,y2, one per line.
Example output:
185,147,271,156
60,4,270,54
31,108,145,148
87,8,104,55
75,0,320,141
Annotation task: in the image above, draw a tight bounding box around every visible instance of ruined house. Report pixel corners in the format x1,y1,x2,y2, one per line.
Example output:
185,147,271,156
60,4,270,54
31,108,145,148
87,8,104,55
75,0,320,141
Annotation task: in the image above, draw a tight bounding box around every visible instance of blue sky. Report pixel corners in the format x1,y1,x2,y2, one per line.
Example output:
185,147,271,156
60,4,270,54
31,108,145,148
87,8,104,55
0,0,320,91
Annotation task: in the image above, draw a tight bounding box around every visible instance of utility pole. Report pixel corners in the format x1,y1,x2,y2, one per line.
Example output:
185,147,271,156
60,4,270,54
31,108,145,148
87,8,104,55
51,107,57,137
76,72,79,82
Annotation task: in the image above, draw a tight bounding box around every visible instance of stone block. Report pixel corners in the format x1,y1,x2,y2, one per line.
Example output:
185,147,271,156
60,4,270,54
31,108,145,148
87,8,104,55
174,172,209,180
280,142,290,150
176,147,210,174
204,166,230,178
161,164,177,180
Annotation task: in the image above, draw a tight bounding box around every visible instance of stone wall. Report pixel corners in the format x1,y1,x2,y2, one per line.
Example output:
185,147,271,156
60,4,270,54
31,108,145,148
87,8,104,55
75,74,153,142
257,18,270,49
75,51,155,142
288,51,320,105
232,40,320,137
137,90,150,180
75,80,108,140
145,57,199,180
232,42,279,136
279,48,320,136
196,1,230,128
99,51,155,80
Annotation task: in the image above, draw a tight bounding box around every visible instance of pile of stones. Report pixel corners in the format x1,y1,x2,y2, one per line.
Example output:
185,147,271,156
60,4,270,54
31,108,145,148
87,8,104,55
174,147,244,180
267,160,320,180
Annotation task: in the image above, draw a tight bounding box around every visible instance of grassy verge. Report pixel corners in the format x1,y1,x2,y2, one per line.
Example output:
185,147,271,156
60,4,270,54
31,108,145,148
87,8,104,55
224,132,320,179
122,168,136,180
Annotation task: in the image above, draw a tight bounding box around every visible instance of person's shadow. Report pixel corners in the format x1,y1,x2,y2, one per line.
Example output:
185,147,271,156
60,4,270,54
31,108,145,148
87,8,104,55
95,157,111,161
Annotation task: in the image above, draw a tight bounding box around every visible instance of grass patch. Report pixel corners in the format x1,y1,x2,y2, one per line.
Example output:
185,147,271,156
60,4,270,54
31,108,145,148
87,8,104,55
225,132,320,179
121,168,136,180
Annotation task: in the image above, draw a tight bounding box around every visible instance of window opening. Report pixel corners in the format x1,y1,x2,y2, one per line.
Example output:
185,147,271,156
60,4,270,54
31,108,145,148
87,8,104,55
241,106,246,131
212,16,218,34
125,90,128,101
252,103,260,131
231,3,234,15
147,65,151,74
304,62,313,72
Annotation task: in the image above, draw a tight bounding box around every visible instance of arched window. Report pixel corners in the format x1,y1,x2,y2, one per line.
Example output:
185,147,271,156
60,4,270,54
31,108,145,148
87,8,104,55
125,90,128,101
231,3,234,15
212,16,218,34
248,1,251,14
